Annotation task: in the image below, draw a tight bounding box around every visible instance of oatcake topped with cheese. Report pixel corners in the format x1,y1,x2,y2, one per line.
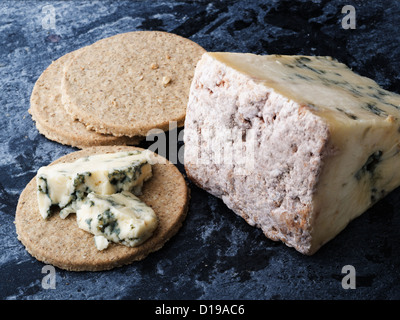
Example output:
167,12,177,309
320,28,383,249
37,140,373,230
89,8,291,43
15,146,190,271
61,31,206,137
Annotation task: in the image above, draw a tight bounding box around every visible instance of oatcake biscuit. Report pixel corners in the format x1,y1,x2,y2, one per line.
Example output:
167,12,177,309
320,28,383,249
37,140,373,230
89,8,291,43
29,50,143,149
15,146,189,271
61,31,206,137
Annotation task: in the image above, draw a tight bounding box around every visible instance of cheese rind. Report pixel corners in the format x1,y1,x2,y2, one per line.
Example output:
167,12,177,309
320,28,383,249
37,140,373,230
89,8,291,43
36,151,153,219
76,191,158,250
184,52,400,254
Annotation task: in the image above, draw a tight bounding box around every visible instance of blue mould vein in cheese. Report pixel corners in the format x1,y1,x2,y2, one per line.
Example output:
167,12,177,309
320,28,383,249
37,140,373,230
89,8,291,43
36,150,153,219
184,52,400,255
76,191,158,250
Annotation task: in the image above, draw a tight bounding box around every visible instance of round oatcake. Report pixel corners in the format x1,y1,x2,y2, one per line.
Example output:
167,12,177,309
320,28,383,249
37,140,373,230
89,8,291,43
29,50,143,149
15,146,190,271
61,31,206,137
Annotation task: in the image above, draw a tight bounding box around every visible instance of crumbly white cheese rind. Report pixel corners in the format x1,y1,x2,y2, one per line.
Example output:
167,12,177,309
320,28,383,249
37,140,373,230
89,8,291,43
76,191,158,250
36,150,153,219
184,52,400,255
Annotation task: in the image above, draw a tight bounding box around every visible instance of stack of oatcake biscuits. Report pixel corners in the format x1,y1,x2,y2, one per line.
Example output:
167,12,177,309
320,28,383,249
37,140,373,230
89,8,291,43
29,31,206,148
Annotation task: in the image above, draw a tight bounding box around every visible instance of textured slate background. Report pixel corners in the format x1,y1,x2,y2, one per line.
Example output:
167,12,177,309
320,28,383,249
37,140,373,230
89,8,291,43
1,0,400,300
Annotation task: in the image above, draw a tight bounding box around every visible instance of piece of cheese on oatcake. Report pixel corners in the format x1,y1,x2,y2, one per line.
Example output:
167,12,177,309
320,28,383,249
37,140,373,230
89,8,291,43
183,52,400,255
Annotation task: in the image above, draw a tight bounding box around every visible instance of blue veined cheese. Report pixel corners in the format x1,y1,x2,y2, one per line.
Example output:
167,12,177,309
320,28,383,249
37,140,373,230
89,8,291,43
76,191,158,250
36,150,153,219
184,52,400,254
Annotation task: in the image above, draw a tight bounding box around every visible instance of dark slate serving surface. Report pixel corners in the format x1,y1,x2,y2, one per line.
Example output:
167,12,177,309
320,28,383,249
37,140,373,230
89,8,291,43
1,0,400,300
